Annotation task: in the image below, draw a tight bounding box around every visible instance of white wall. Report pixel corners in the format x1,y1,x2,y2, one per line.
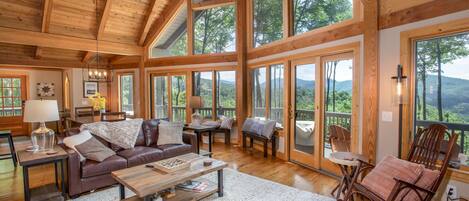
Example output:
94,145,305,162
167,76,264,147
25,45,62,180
377,10,469,200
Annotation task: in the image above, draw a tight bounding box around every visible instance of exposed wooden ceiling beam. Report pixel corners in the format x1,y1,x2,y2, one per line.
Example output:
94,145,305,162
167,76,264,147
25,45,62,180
97,0,113,40
138,0,160,45
34,47,43,59
0,55,102,69
82,51,96,63
143,0,185,47
0,27,143,55
41,0,53,32
145,52,236,67
192,0,235,11
109,55,127,64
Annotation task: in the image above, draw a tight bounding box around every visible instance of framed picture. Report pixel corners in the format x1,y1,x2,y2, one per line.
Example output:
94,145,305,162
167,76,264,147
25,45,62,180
83,81,99,98
37,82,55,97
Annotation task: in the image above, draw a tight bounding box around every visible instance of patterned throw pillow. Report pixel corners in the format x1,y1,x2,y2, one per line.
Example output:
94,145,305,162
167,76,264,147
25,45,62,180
75,137,116,162
220,116,234,129
157,121,184,145
63,130,93,161
242,118,276,139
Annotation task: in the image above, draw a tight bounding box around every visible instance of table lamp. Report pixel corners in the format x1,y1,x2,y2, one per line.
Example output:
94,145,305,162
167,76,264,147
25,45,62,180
190,96,203,126
23,100,60,152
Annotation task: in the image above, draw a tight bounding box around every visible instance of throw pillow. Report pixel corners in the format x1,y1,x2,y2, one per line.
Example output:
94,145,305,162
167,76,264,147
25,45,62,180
220,116,234,129
63,130,93,161
242,118,277,139
75,137,116,162
157,121,184,145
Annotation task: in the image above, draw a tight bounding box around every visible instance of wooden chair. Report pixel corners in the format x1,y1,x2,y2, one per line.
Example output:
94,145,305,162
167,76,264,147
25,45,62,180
341,124,458,201
74,106,94,117
329,125,351,152
55,110,71,136
242,131,278,158
100,112,127,122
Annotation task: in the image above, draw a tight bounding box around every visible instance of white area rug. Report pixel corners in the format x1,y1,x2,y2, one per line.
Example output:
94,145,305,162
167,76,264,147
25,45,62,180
71,168,334,201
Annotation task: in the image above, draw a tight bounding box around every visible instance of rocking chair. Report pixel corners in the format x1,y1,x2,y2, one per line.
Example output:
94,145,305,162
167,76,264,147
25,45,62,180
341,124,458,201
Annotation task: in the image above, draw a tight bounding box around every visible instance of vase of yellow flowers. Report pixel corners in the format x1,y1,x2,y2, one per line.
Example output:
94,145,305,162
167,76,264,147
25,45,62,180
88,92,106,114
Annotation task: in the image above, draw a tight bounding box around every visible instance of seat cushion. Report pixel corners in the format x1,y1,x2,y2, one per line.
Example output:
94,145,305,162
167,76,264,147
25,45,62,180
155,144,192,159
117,146,164,167
81,155,127,178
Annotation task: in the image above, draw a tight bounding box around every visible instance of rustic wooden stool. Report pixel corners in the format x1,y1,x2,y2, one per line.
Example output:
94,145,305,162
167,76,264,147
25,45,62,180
0,130,17,167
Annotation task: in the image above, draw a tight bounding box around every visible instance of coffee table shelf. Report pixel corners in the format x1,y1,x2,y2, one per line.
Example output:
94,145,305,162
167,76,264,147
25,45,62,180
123,178,217,201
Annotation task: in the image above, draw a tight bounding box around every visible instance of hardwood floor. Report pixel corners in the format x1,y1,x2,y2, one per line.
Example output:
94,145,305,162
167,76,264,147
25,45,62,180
0,141,338,201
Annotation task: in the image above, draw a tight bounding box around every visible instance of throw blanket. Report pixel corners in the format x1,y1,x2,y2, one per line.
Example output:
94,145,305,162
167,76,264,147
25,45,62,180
80,119,143,149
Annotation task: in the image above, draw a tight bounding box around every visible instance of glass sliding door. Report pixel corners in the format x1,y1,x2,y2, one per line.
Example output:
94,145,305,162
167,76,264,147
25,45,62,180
152,76,169,119
252,67,267,119
270,65,284,126
290,58,319,168
216,71,236,118
193,72,213,119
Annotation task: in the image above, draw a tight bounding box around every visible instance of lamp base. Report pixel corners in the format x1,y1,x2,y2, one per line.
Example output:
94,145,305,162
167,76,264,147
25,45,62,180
31,122,55,152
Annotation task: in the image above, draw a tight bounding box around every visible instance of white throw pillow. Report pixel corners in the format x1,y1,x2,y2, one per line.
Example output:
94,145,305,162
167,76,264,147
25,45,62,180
157,122,184,145
219,116,234,129
63,130,93,161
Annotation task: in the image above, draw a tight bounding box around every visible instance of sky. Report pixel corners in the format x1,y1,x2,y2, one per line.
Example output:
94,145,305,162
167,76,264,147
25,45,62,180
296,59,353,81
428,56,469,80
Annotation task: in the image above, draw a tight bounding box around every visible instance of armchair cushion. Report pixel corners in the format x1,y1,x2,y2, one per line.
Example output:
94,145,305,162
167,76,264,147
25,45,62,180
361,156,425,200
402,168,439,201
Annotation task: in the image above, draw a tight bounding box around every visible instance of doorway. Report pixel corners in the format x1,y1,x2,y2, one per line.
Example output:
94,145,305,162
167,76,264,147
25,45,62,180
0,75,28,136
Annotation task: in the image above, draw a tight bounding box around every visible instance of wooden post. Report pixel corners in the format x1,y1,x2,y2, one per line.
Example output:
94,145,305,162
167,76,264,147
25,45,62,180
362,0,379,164
187,0,194,55
236,0,248,146
139,56,146,119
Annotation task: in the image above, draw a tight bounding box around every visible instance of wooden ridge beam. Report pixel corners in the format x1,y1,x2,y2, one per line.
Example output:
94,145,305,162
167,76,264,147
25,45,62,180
379,0,469,30
192,0,235,11
143,0,185,47
82,51,96,63
247,22,363,60
138,0,160,45
97,0,113,40
0,27,143,55
145,53,237,67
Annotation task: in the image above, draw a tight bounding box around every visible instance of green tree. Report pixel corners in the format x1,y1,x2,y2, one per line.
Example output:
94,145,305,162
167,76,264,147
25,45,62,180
194,5,235,54
253,0,283,47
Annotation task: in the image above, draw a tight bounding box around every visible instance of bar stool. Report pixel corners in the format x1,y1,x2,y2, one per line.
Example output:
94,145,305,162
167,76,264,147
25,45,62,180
0,130,17,167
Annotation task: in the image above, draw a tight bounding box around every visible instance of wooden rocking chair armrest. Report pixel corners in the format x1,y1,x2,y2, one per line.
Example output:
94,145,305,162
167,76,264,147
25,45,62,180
387,178,435,201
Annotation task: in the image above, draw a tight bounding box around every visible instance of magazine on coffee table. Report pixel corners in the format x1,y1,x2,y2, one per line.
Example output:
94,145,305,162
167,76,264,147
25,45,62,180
176,180,208,192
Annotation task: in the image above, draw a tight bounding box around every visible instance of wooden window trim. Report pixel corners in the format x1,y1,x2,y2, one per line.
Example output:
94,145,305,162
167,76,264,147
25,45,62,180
247,0,362,51
400,18,469,181
149,72,188,121
117,72,136,117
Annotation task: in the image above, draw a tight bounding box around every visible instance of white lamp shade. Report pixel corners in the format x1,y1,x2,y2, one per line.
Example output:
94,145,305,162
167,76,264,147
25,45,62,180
23,100,60,123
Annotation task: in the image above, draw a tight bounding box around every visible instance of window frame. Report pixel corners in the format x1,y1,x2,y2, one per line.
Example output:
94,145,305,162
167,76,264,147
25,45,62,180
117,72,135,117
400,18,469,174
192,69,237,120
149,72,189,122
248,59,288,127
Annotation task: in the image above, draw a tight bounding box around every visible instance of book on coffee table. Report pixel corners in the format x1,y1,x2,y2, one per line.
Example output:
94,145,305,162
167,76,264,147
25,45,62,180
176,180,209,192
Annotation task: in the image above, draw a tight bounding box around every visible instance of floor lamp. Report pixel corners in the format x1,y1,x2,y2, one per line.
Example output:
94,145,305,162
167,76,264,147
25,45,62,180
392,65,407,159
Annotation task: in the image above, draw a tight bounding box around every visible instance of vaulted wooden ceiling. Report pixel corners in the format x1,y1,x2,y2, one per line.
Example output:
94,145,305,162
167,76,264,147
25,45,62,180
0,0,169,68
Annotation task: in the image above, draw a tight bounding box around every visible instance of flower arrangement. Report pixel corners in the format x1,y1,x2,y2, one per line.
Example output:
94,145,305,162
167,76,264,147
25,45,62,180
88,92,106,111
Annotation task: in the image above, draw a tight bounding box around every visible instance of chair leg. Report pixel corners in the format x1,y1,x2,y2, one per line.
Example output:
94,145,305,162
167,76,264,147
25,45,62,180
271,136,276,158
250,137,253,148
242,133,246,149
8,135,17,167
224,130,230,145
263,140,268,158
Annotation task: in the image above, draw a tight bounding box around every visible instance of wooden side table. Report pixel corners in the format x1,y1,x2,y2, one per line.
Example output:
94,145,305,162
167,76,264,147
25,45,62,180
183,125,218,155
329,152,367,200
17,146,68,201
0,130,17,167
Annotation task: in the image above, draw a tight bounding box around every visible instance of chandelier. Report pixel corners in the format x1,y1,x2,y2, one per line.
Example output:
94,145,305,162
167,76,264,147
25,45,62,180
83,0,113,83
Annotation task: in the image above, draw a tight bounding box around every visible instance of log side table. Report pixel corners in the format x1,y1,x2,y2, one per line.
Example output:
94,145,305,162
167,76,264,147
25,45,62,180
329,152,367,200
17,146,68,201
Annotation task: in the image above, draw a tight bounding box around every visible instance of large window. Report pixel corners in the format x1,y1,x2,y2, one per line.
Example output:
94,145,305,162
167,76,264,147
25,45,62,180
252,0,283,47
194,5,236,54
193,70,236,119
0,77,23,116
119,74,134,116
151,74,187,122
293,0,353,35
414,32,469,165
151,5,188,58
251,64,285,126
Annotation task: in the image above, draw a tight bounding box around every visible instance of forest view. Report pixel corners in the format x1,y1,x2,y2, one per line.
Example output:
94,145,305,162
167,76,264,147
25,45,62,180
415,32,469,162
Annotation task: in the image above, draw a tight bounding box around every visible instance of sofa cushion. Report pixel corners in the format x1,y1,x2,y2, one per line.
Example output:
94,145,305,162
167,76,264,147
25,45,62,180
158,122,184,146
81,155,127,178
142,119,166,146
135,128,145,146
75,137,116,162
117,146,164,167
155,144,192,159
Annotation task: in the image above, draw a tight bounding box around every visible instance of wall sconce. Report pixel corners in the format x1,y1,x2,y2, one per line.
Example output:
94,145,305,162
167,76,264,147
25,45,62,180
392,64,407,158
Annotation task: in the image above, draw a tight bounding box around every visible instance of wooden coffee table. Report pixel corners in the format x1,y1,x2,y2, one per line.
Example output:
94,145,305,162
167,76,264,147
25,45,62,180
112,153,228,201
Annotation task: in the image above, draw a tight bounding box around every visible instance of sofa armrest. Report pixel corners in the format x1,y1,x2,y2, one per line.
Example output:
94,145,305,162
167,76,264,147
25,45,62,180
60,145,83,197
183,131,198,153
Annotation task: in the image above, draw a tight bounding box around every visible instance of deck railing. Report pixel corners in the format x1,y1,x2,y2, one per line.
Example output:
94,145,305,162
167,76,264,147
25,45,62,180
154,106,237,120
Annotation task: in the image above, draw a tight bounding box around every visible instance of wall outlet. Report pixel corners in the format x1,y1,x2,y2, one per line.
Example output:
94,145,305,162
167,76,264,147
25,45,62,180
446,184,458,200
